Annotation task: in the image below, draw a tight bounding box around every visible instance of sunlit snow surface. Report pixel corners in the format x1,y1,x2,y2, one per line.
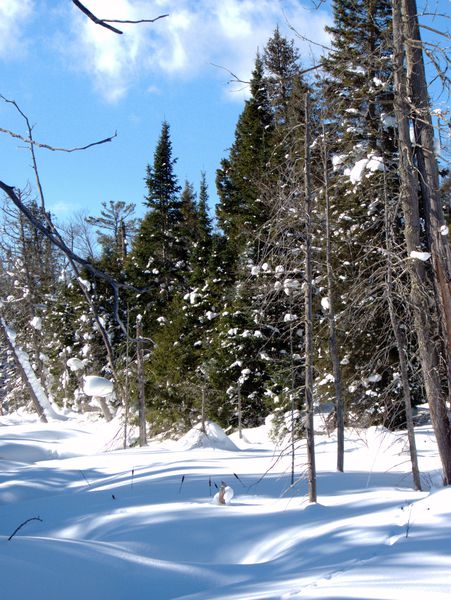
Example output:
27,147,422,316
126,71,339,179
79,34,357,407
0,409,450,600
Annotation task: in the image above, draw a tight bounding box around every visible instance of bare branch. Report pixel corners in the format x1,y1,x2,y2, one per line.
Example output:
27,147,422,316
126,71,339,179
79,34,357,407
419,23,451,40
1,94,117,152
0,125,117,152
102,16,169,26
71,0,168,35
210,63,250,86
72,0,123,33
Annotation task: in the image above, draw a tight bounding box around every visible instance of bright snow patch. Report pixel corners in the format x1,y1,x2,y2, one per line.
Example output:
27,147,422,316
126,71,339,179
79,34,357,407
321,297,330,311
30,316,42,330
67,357,85,372
176,421,239,451
410,251,431,261
440,225,449,236
83,375,114,397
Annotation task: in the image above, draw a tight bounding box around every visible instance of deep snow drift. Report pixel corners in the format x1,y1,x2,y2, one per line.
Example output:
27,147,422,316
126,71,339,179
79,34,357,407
0,409,450,600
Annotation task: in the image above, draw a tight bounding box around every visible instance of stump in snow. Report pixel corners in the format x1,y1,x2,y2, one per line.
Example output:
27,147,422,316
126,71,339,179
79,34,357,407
214,481,234,505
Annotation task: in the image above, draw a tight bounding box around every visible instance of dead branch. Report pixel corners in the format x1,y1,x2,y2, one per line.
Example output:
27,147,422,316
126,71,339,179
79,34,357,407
210,63,250,86
71,0,168,35
0,126,117,152
1,95,117,152
419,24,451,40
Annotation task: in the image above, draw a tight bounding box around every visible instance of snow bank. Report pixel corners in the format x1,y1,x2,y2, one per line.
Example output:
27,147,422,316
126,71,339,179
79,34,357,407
176,421,239,451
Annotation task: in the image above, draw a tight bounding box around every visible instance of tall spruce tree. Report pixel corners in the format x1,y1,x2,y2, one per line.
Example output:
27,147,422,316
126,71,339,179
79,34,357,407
216,53,273,270
127,121,183,326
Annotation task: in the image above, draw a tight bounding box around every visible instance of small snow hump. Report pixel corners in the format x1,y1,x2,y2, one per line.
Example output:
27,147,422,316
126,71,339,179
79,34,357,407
176,421,239,451
214,481,234,505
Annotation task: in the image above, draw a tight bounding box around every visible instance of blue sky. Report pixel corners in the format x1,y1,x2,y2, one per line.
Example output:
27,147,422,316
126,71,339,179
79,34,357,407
0,0,332,223
0,0,448,226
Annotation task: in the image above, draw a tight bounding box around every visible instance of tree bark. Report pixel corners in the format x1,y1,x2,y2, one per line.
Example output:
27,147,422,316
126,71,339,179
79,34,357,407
304,93,317,503
402,0,451,404
323,143,345,472
392,0,451,485
136,316,147,446
0,317,47,422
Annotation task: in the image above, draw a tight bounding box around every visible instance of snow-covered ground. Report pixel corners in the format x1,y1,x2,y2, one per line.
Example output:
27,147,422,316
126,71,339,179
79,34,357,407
0,409,450,600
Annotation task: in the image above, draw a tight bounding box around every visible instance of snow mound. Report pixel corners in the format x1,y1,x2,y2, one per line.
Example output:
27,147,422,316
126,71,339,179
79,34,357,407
83,375,113,397
177,421,239,451
212,484,234,505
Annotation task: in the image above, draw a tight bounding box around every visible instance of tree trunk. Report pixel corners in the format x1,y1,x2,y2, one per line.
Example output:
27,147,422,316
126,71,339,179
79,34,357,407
392,0,451,485
136,316,147,446
323,143,345,473
384,176,421,491
0,317,47,422
402,0,451,404
304,92,317,503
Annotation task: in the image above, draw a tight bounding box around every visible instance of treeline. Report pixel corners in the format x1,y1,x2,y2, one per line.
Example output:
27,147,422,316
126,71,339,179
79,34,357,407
0,1,449,478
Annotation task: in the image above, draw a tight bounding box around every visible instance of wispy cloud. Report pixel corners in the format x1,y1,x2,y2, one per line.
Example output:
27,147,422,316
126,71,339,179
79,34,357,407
0,0,34,59
45,1,332,102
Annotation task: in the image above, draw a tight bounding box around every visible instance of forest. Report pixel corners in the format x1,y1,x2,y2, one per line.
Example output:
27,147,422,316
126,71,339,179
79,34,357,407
0,0,450,499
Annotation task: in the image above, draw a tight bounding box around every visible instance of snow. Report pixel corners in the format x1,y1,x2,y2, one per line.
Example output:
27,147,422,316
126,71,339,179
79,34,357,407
66,357,85,372
0,411,450,600
345,153,384,184
2,320,63,421
30,316,42,330
321,296,330,311
410,251,431,262
440,225,448,236
83,375,114,397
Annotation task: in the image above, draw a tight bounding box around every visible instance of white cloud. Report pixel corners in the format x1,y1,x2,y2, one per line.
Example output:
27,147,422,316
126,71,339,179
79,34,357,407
64,0,332,102
0,0,34,59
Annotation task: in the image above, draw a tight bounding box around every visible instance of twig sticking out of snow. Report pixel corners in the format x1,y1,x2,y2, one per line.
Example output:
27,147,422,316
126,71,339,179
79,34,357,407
8,517,43,541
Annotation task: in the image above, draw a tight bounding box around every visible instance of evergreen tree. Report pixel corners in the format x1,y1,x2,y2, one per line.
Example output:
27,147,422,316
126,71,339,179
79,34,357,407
127,121,183,327
216,53,273,269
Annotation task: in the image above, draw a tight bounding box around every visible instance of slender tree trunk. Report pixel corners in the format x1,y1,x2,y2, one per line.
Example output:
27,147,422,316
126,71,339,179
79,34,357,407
323,144,345,472
237,382,242,439
393,0,451,485
383,177,422,491
304,93,317,503
136,316,147,446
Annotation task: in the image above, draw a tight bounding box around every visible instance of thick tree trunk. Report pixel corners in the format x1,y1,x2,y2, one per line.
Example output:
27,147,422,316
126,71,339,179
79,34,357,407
402,0,451,403
392,0,451,485
304,93,317,503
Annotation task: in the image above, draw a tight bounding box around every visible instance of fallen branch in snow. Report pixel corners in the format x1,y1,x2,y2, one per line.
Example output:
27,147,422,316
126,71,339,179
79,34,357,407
8,517,43,541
